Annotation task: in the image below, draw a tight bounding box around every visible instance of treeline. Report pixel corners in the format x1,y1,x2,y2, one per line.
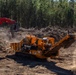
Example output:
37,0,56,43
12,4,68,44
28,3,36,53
0,0,75,28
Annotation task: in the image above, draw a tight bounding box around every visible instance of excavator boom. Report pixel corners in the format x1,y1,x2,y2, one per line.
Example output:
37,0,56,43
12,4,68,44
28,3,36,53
0,17,16,25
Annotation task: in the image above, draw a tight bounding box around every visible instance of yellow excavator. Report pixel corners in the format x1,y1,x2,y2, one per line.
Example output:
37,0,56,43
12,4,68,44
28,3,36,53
10,32,76,59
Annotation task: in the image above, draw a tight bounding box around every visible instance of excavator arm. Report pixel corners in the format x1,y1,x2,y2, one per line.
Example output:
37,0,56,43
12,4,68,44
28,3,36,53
0,18,16,25
0,17,20,37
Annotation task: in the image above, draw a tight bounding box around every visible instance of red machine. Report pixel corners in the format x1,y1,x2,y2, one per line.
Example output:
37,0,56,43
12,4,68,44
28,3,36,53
0,17,16,25
0,17,19,37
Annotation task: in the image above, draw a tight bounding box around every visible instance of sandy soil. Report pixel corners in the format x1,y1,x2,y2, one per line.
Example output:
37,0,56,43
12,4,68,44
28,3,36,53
0,27,76,75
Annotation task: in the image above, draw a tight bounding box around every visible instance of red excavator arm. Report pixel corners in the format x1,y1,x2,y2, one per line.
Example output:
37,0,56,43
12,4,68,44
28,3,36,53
0,17,16,25
0,17,19,37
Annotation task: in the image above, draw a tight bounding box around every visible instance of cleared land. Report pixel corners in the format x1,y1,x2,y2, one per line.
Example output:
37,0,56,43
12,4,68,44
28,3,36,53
0,27,76,75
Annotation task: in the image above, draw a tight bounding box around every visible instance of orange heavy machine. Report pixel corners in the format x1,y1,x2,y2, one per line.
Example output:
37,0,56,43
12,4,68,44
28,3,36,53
10,33,76,59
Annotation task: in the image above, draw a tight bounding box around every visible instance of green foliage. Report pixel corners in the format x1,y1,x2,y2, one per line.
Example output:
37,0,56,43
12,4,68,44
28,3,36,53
0,0,75,28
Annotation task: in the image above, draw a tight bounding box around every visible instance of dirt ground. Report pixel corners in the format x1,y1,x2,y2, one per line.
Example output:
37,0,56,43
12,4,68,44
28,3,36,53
0,27,76,75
